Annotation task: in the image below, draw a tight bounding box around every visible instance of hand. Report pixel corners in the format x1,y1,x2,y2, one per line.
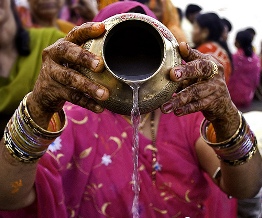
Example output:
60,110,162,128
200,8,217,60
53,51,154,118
27,23,109,128
161,42,239,141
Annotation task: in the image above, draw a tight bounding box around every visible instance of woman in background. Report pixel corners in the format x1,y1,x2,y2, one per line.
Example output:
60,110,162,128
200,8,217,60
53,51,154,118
0,0,65,133
228,30,261,109
1,2,261,217
60,0,99,26
192,12,232,84
145,0,186,43
16,0,74,33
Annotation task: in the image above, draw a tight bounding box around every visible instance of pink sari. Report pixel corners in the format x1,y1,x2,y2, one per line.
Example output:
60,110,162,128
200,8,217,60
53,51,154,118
0,104,205,218
0,103,237,217
0,3,237,217
228,49,261,108
92,1,157,22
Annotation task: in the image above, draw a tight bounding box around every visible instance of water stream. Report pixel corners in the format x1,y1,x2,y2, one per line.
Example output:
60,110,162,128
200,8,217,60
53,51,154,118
130,82,141,218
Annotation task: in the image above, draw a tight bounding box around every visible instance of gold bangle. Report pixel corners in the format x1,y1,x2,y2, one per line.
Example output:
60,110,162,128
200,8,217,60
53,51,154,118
200,111,243,148
3,93,67,163
219,141,258,166
201,111,257,166
20,92,66,139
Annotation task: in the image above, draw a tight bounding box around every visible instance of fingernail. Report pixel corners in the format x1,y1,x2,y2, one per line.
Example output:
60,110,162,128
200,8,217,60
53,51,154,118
95,104,103,112
92,59,99,70
173,69,182,79
96,88,105,99
162,102,173,113
172,92,177,97
174,108,183,116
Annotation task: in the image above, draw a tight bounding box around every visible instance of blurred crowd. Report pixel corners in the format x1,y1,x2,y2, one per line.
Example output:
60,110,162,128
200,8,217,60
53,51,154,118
13,0,262,111
1,0,262,217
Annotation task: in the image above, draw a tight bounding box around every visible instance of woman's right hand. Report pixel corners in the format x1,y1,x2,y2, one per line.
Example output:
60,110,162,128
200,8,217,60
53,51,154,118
27,23,110,129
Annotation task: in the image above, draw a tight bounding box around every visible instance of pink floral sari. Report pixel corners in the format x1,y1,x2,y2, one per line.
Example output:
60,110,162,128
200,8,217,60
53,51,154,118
0,103,237,217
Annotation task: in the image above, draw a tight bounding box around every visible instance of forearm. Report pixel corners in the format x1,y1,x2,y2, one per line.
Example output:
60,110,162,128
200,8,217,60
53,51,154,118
26,93,54,129
0,138,37,210
220,152,262,199
203,107,262,198
208,103,240,142
0,94,65,210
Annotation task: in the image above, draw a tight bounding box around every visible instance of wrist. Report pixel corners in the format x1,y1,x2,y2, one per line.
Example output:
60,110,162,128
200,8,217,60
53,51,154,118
201,111,258,166
26,93,55,129
3,94,66,163
210,106,240,142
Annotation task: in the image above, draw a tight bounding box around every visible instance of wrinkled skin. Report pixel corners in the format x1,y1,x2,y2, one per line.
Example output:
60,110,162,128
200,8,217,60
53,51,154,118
1,23,261,211
27,23,239,142
161,43,239,141
27,22,109,128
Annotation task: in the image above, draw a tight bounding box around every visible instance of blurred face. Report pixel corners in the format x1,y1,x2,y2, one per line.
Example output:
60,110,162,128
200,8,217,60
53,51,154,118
234,40,240,49
191,22,208,47
221,26,229,42
188,12,200,24
0,0,17,47
146,0,163,21
28,0,65,20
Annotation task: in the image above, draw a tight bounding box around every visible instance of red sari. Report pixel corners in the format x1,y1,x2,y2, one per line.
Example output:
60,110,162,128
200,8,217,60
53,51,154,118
198,42,232,84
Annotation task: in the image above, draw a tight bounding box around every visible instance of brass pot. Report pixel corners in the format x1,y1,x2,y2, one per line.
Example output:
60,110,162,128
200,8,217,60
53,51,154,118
81,13,181,115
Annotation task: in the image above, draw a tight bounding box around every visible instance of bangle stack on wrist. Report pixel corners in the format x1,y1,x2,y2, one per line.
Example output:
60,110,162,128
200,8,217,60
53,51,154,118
201,111,257,166
3,92,66,163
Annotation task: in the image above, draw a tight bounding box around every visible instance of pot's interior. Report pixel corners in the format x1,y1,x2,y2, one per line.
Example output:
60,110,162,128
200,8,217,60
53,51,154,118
103,20,164,81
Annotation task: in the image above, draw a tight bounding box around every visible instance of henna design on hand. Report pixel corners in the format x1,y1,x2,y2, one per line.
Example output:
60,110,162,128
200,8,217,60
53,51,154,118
161,42,239,141
26,23,109,128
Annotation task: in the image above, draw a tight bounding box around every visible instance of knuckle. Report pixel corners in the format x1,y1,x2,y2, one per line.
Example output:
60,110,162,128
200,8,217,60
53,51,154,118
60,70,73,85
66,26,79,39
184,104,193,114
42,48,49,56
42,47,52,60
77,49,92,62
190,85,200,101
194,101,202,111
70,91,85,104
70,26,79,34
55,40,69,56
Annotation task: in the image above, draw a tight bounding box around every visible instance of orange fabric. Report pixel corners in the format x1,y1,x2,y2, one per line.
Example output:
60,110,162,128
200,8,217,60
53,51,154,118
16,6,33,27
98,0,118,10
149,0,186,43
197,42,232,84
56,19,75,34
47,112,62,132
162,0,179,28
206,123,217,143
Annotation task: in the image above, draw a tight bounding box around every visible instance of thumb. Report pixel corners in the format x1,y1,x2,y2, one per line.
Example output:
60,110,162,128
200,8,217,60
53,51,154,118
179,42,205,62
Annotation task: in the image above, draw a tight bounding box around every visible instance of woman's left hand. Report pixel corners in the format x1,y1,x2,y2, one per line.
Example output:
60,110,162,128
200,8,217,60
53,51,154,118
161,42,239,141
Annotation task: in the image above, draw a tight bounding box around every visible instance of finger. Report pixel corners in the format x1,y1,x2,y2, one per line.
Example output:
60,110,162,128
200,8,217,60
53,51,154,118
50,62,109,101
65,22,105,45
170,95,221,116
66,90,105,113
60,88,105,113
45,39,104,72
179,42,209,62
170,59,219,82
161,81,217,113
